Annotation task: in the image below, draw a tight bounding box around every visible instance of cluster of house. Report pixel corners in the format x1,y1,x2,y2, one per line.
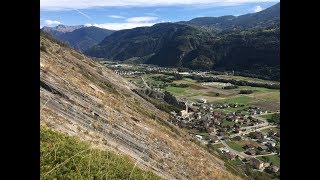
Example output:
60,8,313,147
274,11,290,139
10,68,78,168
170,103,266,139
219,147,280,173
219,130,280,161
215,103,268,115
103,61,213,79
114,70,142,77
144,67,177,74
242,157,280,173
169,102,280,174
247,108,268,115
104,63,178,77
201,82,233,87
244,130,280,154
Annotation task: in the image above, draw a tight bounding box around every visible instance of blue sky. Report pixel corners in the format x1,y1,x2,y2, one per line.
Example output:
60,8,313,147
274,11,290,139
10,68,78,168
40,0,280,30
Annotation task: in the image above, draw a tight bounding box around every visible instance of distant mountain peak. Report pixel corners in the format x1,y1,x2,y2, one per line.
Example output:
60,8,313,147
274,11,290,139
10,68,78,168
42,25,115,52
42,24,85,33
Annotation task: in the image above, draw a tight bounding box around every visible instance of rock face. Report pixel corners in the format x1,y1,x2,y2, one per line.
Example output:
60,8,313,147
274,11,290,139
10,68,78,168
40,31,242,180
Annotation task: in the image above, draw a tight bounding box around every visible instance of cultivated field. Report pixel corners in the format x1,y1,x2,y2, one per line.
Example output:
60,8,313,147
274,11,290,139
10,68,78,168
124,71,279,112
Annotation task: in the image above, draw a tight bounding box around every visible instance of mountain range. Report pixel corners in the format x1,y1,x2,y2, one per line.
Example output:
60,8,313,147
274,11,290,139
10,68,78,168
42,25,115,52
85,3,280,81
43,3,280,81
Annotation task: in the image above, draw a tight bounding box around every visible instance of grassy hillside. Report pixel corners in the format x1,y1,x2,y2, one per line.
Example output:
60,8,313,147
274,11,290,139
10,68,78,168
40,125,161,179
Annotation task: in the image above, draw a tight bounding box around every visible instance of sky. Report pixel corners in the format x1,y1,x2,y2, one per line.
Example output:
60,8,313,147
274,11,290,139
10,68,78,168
40,0,280,30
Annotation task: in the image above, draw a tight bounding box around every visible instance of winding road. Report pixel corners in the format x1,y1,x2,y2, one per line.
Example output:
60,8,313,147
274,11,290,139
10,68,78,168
141,77,151,89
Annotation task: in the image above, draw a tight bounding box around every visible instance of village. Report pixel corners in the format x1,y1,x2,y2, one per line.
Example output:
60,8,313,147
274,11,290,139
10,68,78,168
169,100,280,175
100,61,209,77
99,61,280,177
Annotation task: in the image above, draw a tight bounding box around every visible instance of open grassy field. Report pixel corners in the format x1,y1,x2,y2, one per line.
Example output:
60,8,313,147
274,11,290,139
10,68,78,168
249,92,280,102
230,158,243,166
258,155,280,167
172,79,207,90
214,75,279,84
40,125,160,180
222,120,236,126
217,96,254,104
213,109,228,113
226,140,260,152
259,113,273,120
189,84,208,90
186,128,210,137
173,78,197,84
238,86,279,93
224,105,250,112
165,86,190,96
211,143,225,149
226,141,245,152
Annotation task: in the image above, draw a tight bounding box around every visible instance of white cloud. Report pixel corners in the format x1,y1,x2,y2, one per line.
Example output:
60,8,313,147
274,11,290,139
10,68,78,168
126,16,157,23
253,5,263,12
40,0,280,10
86,22,156,30
44,19,61,26
109,15,125,19
84,16,158,30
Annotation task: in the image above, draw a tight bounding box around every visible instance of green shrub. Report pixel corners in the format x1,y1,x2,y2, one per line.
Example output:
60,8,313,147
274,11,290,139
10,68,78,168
239,90,254,94
40,125,161,179
40,43,47,53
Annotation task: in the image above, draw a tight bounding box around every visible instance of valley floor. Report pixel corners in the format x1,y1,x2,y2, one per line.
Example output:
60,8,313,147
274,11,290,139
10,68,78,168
104,61,280,179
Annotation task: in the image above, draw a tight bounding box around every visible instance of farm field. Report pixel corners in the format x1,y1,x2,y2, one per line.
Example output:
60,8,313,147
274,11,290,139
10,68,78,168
214,74,279,84
121,69,279,111
259,114,273,120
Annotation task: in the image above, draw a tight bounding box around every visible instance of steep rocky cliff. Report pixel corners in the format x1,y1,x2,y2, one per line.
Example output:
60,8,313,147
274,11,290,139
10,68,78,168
40,31,241,180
